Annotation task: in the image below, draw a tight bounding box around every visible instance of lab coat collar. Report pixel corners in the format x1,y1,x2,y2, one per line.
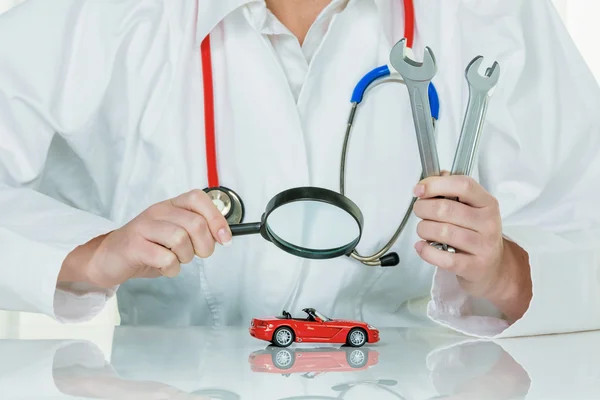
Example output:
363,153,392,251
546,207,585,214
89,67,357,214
243,0,351,35
195,0,257,47
194,0,388,48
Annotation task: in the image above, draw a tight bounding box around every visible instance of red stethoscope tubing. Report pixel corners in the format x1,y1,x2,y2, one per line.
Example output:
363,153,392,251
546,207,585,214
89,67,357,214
403,0,415,49
200,36,219,187
200,0,416,187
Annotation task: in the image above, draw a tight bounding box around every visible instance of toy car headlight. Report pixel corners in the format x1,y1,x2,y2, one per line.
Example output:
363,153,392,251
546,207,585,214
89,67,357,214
367,325,377,330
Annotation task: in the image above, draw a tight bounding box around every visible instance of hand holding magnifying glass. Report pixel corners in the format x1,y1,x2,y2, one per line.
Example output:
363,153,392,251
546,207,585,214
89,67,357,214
61,186,393,294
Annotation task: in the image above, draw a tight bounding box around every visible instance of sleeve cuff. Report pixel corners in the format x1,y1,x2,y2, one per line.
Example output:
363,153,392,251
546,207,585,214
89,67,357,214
0,225,117,323
427,225,600,338
427,267,511,338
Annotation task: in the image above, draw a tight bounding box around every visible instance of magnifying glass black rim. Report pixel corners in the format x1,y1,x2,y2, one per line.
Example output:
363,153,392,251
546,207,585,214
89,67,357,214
262,186,364,260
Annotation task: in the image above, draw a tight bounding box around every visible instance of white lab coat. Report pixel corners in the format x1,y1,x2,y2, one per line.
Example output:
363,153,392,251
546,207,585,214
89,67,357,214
1,0,599,338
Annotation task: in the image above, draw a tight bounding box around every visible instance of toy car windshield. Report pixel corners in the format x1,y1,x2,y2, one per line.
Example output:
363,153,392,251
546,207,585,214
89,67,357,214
307,308,332,322
277,309,332,322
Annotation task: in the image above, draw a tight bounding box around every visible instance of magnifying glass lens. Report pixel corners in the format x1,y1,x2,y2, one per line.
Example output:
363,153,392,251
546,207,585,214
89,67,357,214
266,201,360,251
229,187,364,260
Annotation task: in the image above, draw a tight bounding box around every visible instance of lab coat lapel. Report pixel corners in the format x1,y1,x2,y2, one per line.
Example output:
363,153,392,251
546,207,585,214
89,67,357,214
214,10,310,214
195,0,257,48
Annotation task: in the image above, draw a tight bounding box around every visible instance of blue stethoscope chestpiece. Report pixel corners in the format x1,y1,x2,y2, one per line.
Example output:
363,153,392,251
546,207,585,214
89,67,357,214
204,186,245,224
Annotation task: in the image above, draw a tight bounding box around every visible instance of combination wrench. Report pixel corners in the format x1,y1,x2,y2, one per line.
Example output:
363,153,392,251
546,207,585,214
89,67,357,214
389,38,441,178
451,56,500,178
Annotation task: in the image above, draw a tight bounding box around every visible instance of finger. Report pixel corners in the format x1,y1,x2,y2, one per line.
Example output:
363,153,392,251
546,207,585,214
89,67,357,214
414,175,493,208
413,198,482,232
414,240,478,279
139,220,195,264
170,189,232,245
137,240,182,278
179,217,215,259
416,220,482,255
133,267,162,279
148,206,218,258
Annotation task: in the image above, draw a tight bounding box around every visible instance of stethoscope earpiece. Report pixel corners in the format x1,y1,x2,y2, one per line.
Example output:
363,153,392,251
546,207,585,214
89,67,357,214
204,186,245,224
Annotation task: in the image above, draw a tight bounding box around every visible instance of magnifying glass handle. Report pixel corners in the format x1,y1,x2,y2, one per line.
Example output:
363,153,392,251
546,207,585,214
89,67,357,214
229,222,262,236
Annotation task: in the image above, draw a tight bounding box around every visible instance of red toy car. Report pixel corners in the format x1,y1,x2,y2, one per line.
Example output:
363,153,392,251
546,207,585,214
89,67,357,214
249,308,379,348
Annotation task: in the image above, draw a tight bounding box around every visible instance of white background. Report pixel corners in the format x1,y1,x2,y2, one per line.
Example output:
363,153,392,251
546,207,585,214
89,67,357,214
0,0,599,332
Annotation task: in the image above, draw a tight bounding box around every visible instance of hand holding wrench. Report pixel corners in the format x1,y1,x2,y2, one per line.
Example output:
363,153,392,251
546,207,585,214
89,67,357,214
391,39,447,252
431,56,501,253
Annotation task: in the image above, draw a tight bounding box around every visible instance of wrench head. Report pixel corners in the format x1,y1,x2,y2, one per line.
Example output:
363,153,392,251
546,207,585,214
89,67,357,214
465,56,500,91
389,38,437,82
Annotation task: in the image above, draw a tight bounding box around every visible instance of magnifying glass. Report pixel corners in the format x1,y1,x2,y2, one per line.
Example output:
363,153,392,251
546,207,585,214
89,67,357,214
229,187,365,260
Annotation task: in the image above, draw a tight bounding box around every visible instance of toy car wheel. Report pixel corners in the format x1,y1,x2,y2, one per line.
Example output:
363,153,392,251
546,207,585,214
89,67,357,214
272,326,295,347
346,328,367,347
346,348,368,368
272,348,295,369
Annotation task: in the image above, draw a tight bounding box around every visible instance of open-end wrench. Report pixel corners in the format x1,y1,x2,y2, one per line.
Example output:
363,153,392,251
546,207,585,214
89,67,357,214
389,38,440,178
431,56,501,253
451,56,500,178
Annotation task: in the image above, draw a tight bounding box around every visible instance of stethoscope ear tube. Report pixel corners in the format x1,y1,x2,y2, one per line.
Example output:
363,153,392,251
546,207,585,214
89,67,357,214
342,65,440,267
350,65,440,120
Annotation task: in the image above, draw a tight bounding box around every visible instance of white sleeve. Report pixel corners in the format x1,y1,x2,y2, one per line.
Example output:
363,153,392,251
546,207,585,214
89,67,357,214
427,0,600,337
0,1,121,321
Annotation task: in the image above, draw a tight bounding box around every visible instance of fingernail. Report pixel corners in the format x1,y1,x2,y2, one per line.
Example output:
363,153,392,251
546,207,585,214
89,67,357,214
414,241,425,253
414,184,425,197
218,228,232,247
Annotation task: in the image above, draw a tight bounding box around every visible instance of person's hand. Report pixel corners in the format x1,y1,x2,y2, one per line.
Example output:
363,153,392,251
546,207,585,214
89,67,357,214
59,189,231,288
412,173,532,321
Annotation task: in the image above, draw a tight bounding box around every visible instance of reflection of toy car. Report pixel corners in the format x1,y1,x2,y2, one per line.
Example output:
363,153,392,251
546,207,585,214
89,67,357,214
249,308,379,348
248,346,379,375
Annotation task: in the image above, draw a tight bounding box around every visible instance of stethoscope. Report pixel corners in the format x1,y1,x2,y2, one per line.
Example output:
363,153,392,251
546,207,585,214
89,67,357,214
200,0,439,267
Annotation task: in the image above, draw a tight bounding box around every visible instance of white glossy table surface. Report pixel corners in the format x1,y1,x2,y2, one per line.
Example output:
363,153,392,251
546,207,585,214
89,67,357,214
1,325,599,399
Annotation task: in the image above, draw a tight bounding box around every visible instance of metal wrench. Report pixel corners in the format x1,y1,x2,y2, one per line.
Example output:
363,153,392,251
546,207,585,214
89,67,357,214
432,56,501,253
451,56,500,177
389,38,441,178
